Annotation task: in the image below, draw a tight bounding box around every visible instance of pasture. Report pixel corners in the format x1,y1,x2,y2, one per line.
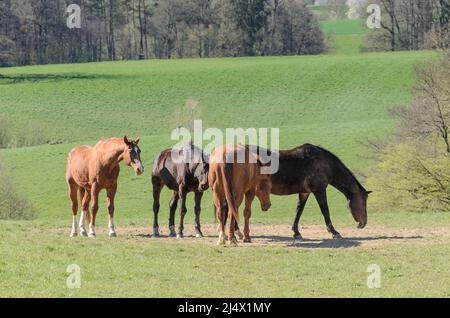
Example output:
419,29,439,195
1,47,449,297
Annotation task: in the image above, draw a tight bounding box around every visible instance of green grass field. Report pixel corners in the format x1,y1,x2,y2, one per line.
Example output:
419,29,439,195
321,19,368,55
1,44,447,297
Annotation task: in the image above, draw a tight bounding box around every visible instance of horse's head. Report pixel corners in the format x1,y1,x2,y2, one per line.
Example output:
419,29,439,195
123,136,144,175
348,190,371,229
182,143,209,192
255,161,272,212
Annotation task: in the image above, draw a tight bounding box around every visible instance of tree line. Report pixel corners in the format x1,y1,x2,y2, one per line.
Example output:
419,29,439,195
0,0,325,66
363,0,450,51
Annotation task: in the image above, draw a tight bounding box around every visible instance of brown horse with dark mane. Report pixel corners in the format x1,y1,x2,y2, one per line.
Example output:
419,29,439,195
151,142,209,238
231,144,370,240
272,144,370,239
66,136,144,238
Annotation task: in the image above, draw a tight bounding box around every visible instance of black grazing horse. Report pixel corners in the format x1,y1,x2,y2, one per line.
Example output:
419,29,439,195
151,143,209,238
271,144,370,239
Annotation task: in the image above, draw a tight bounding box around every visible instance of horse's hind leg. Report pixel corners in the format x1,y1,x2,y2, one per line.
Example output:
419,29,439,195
79,188,90,237
313,189,342,239
151,176,163,237
223,201,243,240
89,183,100,237
68,180,79,237
243,190,255,243
213,191,226,245
292,193,310,240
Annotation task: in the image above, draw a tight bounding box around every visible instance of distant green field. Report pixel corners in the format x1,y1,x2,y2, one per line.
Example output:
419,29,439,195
0,50,444,297
320,19,368,55
309,4,349,21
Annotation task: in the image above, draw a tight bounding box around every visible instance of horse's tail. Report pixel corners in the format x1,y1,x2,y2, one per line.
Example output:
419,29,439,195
221,163,239,223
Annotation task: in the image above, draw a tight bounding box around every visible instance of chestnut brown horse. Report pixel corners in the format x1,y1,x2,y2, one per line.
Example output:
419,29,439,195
209,144,272,246
66,136,144,237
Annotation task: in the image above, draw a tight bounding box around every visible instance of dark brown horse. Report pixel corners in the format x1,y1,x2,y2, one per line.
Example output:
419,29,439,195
151,143,209,238
230,144,370,240
271,144,370,239
66,137,144,237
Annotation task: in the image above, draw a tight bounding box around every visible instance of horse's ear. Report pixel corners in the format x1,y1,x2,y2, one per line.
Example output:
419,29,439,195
135,137,140,144
124,136,130,145
366,191,373,195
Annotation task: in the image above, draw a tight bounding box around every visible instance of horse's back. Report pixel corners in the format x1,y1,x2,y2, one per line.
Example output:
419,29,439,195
66,145,94,186
209,144,259,194
152,148,172,176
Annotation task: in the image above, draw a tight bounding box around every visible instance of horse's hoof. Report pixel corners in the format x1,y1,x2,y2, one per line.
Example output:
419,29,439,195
195,232,203,238
217,239,225,246
176,233,184,239
235,230,244,240
109,232,117,238
333,233,342,239
243,237,252,243
88,233,96,238
153,232,160,238
70,232,77,238
227,238,238,246
169,232,177,238
293,234,303,241
80,230,88,237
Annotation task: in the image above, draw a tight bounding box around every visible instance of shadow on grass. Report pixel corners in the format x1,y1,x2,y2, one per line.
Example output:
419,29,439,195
0,73,123,85
126,232,424,249
257,234,424,249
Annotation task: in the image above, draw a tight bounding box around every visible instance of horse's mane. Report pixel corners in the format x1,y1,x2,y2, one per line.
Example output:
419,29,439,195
94,137,122,148
313,145,367,194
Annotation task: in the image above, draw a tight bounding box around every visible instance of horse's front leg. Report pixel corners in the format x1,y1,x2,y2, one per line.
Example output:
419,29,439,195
168,191,179,237
313,189,342,239
292,193,310,240
89,183,100,237
152,176,163,237
177,187,188,239
107,184,118,237
194,191,203,238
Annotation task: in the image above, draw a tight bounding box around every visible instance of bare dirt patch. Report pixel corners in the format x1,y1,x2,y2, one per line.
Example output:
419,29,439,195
53,224,450,249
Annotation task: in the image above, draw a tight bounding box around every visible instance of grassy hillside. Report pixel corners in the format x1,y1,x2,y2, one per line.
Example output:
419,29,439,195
0,51,434,228
321,19,368,54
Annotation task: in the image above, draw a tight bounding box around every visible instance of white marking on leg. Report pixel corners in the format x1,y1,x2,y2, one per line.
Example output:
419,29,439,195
88,223,95,237
79,211,87,236
70,215,78,237
108,217,116,237
217,231,226,245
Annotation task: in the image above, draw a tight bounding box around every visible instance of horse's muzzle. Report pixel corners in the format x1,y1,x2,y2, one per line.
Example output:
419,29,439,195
357,221,367,229
261,203,271,212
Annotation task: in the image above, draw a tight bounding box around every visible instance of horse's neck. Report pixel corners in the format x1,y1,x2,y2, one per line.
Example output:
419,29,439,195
331,166,363,200
96,142,124,170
